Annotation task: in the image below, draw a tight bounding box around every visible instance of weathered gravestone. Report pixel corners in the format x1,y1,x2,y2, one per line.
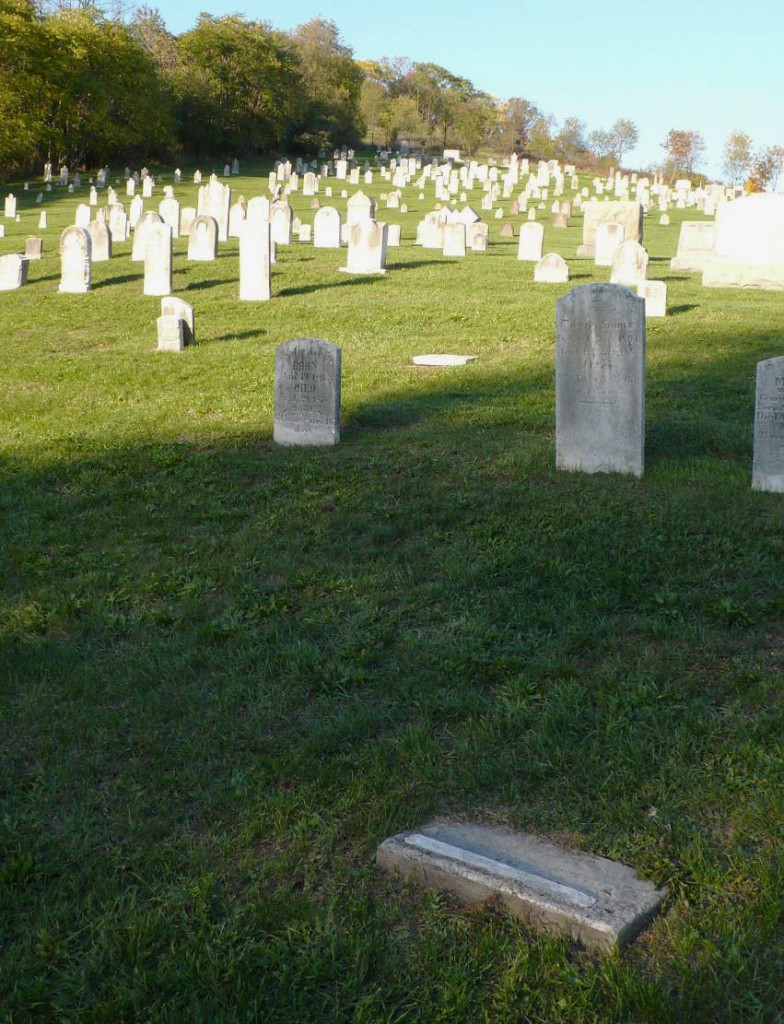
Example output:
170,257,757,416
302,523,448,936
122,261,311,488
752,356,784,492
340,220,388,274
556,283,645,477
274,339,341,446
161,296,195,346
313,206,342,248
270,200,293,245
4,194,17,218
239,220,271,301
594,222,625,267
197,179,231,241
180,207,197,235
577,200,643,258
228,200,247,238
702,194,784,290
143,223,172,296
132,211,163,261
59,226,91,292
442,222,467,257
517,221,544,262
87,220,112,262
610,240,649,287
24,237,42,260
669,221,716,271
188,215,218,261
346,190,376,226
157,315,185,352
159,197,181,238
637,280,667,318
534,252,569,283
0,253,28,290
109,205,128,242
377,822,665,954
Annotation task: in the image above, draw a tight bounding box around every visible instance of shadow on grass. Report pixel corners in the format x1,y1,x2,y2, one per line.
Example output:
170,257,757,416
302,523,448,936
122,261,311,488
212,328,267,342
186,279,226,291
93,273,141,289
668,304,700,315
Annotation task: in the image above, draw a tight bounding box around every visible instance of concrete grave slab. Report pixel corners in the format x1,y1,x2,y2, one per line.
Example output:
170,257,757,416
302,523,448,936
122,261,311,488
377,821,665,953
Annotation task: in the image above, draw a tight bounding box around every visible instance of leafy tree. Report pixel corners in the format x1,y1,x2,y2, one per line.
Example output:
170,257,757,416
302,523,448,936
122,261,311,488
177,14,301,157
289,18,364,149
746,145,784,192
553,116,588,164
610,118,638,166
0,0,48,172
589,128,614,165
722,129,753,186
498,97,542,152
661,128,705,181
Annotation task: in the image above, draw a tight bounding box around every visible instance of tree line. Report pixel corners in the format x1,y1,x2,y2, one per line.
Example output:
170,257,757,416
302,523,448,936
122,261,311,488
5,0,765,188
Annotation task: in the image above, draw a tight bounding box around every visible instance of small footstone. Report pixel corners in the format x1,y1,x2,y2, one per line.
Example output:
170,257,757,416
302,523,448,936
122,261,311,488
412,354,477,366
377,822,665,953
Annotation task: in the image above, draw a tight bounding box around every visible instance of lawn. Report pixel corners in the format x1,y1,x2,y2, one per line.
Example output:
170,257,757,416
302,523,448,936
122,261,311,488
1,161,783,1023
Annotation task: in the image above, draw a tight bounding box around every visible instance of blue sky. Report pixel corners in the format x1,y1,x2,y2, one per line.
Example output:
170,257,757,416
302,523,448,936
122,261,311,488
150,0,783,180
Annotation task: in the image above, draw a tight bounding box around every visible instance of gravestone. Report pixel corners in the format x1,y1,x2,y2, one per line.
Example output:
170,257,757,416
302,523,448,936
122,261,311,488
38,211,47,229
59,226,92,292
670,221,716,271
577,200,643,257
247,195,270,223
180,207,197,235
517,221,544,262
340,219,388,274
637,280,667,317
556,283,645,477
377,822,664,954
197,179,231,241
143,223,172,296
25,237,43,260
469,223,489,251
109,205,128,241
157,315,185,352
442,222,466,257
274,339,341,446
313,206,342,248
132,211,163,261
129,194,144,229
159,197,181,238
239,220,271,301
752,356,784,492
161,296,195,345
228,200,247,238
270,200,293,245
188,215,218,260
534,252,569,283
387,224,402,247
594,222,625,267
610,240,649,286
87,220,112,261
0,253,28,290
346,190,376,226
75,203,91,228
703,194,784,291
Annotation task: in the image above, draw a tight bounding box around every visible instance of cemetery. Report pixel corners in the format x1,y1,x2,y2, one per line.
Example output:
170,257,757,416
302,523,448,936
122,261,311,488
1,150,784,1021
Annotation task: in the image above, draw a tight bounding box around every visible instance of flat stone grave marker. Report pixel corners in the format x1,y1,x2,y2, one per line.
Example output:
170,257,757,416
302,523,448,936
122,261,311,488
412,354,477,366
556,283,645,477
377,822,665,953
752,356,784,492
274,338,341,446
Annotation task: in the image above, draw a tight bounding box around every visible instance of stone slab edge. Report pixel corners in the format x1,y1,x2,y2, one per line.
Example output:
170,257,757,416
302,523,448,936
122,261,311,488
377,823,666,953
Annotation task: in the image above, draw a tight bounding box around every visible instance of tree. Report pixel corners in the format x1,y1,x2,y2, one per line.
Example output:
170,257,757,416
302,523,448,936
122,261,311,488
289,18,364,149
498,97,541,152
746,145,784,192
609,118,638,166
0,0,48,172
553,116,588,164
722,129,753,186
177,14,301,157
661,128,705,181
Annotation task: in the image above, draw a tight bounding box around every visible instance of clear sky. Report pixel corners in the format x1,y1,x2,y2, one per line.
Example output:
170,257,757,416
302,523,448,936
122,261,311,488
148,0,783,180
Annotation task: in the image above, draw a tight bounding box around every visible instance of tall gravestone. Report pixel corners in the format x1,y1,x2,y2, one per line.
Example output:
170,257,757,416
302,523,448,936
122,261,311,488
313,206,342,248
340,220,387,274
188,215,218,261
517,221,544,262
556,283,645,477
239,220,271,301
752,357,784,492
59,226,92,293
143,223,172,296
274,339,341,446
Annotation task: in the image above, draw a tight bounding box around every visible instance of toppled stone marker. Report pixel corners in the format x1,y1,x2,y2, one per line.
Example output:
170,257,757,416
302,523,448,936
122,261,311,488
412,354,477,366
377,822,665,953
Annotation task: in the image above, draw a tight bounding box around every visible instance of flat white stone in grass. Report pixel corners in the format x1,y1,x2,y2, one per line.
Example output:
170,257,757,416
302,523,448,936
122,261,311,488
377,822,665,953
412,354,477,366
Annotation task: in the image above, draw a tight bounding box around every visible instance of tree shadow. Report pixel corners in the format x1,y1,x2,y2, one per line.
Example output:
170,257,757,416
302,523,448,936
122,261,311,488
185,279,225,291
667,304,699,315
212,328,267,342
93,274,142,289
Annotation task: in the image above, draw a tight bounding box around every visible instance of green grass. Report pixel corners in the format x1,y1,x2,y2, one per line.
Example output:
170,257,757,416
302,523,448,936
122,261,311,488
1,162,783,1023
